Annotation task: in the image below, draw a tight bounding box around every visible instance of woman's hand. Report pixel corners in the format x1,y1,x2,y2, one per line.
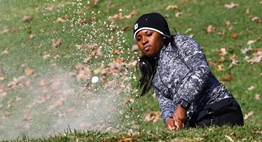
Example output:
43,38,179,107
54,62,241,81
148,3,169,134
172,104,187,129
165,118,177,131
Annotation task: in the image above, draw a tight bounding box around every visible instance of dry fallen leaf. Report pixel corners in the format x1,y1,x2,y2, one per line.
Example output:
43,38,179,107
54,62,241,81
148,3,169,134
165,5,178,10
0,77,5,81
247,86,255,91
112,49,121,54
218,48,227,56
225,2,239,9
244,111,254,120
206,25,216,33
231,33,237,39
221,76,233,82
25,68,34,76
124,11,138,19
225,135,234,142
52,39,62,49
247,36,260,45
175,12,183,18
255,94,260,100
118,137,134,142
216,64,224,72
241,46,252,54
229,54,239,68
22,16,33,22
246,50,262,64
106,1,112,8
218,29,226,35
56,17,67,23
251,130,262,134
144,111,161,123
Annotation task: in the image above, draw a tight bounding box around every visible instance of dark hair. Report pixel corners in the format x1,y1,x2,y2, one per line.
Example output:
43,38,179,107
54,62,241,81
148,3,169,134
137,35,176,96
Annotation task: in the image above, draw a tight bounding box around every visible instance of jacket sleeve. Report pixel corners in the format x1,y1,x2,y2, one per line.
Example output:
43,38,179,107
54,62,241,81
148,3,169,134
154,88,175,123
175,36,211,103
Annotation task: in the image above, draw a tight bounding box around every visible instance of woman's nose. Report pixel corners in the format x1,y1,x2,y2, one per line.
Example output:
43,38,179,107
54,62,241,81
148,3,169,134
142,36,148,44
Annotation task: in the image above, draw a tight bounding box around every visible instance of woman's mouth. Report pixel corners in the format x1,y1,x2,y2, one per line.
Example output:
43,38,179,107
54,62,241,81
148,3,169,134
144,46,150,51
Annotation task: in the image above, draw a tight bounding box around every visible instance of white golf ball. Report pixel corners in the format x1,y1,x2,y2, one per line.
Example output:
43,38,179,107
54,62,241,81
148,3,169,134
91,76,99,84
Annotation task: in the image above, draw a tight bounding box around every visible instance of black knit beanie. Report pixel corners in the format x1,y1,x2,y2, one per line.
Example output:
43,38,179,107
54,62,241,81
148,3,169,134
133,13,170,40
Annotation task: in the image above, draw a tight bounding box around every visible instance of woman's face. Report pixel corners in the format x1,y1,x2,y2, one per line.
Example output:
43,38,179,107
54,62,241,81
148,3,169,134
135,30,164,57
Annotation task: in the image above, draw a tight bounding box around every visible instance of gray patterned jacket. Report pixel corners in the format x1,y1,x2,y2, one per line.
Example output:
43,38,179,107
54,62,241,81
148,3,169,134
152,34,233,123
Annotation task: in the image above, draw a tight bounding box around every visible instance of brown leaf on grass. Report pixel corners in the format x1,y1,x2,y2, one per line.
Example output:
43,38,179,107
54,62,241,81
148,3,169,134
144,111,161,123
42,7,54,13
225,135,234,142
56,17,67,23
260,1,262,4
247,36,260,45
241,46,252,54
108,12,122,21
106,1,112,8
124,11,139,19
206,25,216,33
85,44,99,51
221,76,233,82
122,26,132,31
124,98,134,104
107,59,125,72
79,19,87,24
83,56,92,63
247,86,255,91
231,33,237,39
194,137,205,141
2,48,9,54
118,137,134,142
25,68,34,76
216,64,224,72
218,29,226,35
25,122,31,130
57,108,74,118
218,48,228,56
229,54,239,68
7,76,26,88
75,64,92,81
114,58,125,63
244,111,254,120
22,16,33,22
246,50,262,64
112,49,121,54
255,94,260,100
38,79,46,87
52,39,62,49
175,12,183,18
23,110,32,121
249,15,259,21
225,2,239,9
251,130,262,134
91,47,103,56
165,5,178,10
218,56,226,62
4,111,11,116
0,77,5,81
246,7,250,14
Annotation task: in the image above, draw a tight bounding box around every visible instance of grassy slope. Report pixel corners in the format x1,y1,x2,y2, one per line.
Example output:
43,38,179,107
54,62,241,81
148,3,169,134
1,0,262,141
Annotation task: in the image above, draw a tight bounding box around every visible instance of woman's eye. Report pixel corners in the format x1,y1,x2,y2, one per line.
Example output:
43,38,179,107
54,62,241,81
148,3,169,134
136,37,141,42
147,32,152,36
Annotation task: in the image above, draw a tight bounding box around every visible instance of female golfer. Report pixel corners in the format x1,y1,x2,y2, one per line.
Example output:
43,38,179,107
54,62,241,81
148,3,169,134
134,12,244,130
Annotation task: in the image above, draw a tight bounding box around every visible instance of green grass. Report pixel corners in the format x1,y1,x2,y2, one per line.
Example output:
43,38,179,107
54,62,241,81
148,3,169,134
1,0,262,141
